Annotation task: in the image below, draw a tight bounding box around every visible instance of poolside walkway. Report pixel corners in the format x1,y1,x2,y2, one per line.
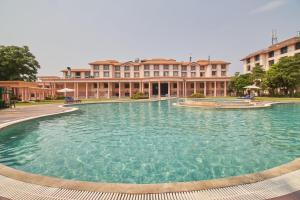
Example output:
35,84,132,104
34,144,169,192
0,103,300,200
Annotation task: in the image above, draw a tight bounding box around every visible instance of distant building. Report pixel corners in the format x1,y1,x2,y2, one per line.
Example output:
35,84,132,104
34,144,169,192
241,34,300,73
38,58,231,99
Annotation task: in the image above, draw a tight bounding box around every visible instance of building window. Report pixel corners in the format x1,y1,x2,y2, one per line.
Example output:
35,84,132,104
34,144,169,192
125,83,129,88
173,83,177,89
104,83,108,88
144,65,150,70
134,66,139,71
94,65,99,70
134,83,139,89
247,65,251,71
268,51,274,58
173,71,178,76
94,72,99,77
163,71,169,76
163,65,169,70
115,66,120,71
115,83,119,88
295,42,300,50
115,72,120,78
200,65,205,70
221,64,226,70
181,72,187,77
124,66,130,71
191,66,196,71
280,46,288,54
154,65,159,70
75,72,81,78
93,83,97,88
220,82,224,88
212,64,217,69
200,72,205,77
85,72,90,78
221,71,226,76
125,72,130,78
191,72,196,77
212,71,217,76
154,71,159,76
103,65,109,70
104,72,109,77
173,65,178,70
246,58,250,64
255,55,260,61
144,71,150,77
134,72,140,77
181,66,187,71
144,83,149,89
191,83,194,88
269,60,274,66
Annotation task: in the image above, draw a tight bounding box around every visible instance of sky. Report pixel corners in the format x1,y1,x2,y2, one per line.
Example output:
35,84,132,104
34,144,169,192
1,0,299,76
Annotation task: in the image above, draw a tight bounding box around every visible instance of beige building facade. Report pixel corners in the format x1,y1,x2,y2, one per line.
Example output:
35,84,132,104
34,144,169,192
38,58,231,99
242,36,300,73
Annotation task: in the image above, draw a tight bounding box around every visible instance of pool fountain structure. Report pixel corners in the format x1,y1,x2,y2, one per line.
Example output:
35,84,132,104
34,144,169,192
175,98,272,109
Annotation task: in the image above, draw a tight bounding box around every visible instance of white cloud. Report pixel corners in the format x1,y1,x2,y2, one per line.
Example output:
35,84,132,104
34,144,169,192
250,0,287,14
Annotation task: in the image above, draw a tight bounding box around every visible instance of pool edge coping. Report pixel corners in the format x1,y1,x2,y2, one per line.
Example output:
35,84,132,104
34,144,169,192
0,100,299,194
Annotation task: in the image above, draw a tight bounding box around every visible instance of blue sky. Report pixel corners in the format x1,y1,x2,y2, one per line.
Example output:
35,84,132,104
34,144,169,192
1,0,299,75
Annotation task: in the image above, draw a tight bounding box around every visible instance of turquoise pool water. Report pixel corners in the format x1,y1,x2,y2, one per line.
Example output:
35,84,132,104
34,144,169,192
0,100,300,184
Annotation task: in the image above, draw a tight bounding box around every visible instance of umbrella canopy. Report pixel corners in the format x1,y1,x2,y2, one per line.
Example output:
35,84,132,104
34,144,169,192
243,85,261,89
57,88,74,93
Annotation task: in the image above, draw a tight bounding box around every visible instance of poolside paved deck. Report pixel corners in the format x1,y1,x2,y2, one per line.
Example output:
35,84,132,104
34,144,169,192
0,103,300,200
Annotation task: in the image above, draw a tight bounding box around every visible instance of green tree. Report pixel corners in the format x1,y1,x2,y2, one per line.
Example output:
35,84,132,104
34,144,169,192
228,72,252,96
265,55,300,96
0,45,40,81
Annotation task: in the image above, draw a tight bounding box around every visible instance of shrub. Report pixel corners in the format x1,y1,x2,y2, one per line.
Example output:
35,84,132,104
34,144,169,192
45,96,53,100
131,92,148,99
190,93,205,98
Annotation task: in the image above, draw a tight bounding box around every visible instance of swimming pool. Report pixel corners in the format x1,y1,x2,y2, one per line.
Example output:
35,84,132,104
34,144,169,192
0,100,299,184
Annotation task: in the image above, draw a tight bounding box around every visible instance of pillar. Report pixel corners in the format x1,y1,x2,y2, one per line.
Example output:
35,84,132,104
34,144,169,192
119,82,121,98
85,82,88,99
141,81,144,93
168,81,171,97
76,83,79,99
129,82,132,97
107,82,111,98
194,81,196,94
177,81,179,98
204,81,207,96
184,81,187,97
64,83,67,97
97,82,100,99
73,82,76,98
148,82,151,98
224,81,227,97
158,81,161,98
214,81,217,97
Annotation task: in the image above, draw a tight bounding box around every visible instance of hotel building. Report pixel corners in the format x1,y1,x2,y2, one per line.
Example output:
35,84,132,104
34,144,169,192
38,58,231,99
241,35,300,73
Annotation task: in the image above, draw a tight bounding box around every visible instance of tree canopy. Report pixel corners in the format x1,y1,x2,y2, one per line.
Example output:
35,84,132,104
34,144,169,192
228,72,252,96
0,45,40,81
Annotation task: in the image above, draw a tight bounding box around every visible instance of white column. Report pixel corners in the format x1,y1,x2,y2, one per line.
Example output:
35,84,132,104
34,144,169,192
214,81,217,97
194,81,196,94
73,82,76,98
129,82,132,97
85,82,88,99
158,81,161,98
119,82,121,98
97,82,99,99
64,83,67,97
184,81,187,97
224,81,227,97
177,81,179,98
204,81,207,96
168,81,171,97
141,81,144,93
76,83,79,99
107,82,110,99
148,82,151,98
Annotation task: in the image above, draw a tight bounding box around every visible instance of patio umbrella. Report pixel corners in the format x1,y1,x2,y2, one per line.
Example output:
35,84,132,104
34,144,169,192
243,85,261,89
57,88,74,93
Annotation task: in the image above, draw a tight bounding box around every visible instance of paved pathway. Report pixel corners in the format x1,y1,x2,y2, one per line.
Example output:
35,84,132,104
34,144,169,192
0,104,300,200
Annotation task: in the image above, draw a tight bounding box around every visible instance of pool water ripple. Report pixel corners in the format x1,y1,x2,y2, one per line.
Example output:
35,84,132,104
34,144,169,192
0,100,300,184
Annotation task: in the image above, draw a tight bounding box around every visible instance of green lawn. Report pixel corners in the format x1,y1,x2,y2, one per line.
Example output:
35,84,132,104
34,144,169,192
254,97,300,102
